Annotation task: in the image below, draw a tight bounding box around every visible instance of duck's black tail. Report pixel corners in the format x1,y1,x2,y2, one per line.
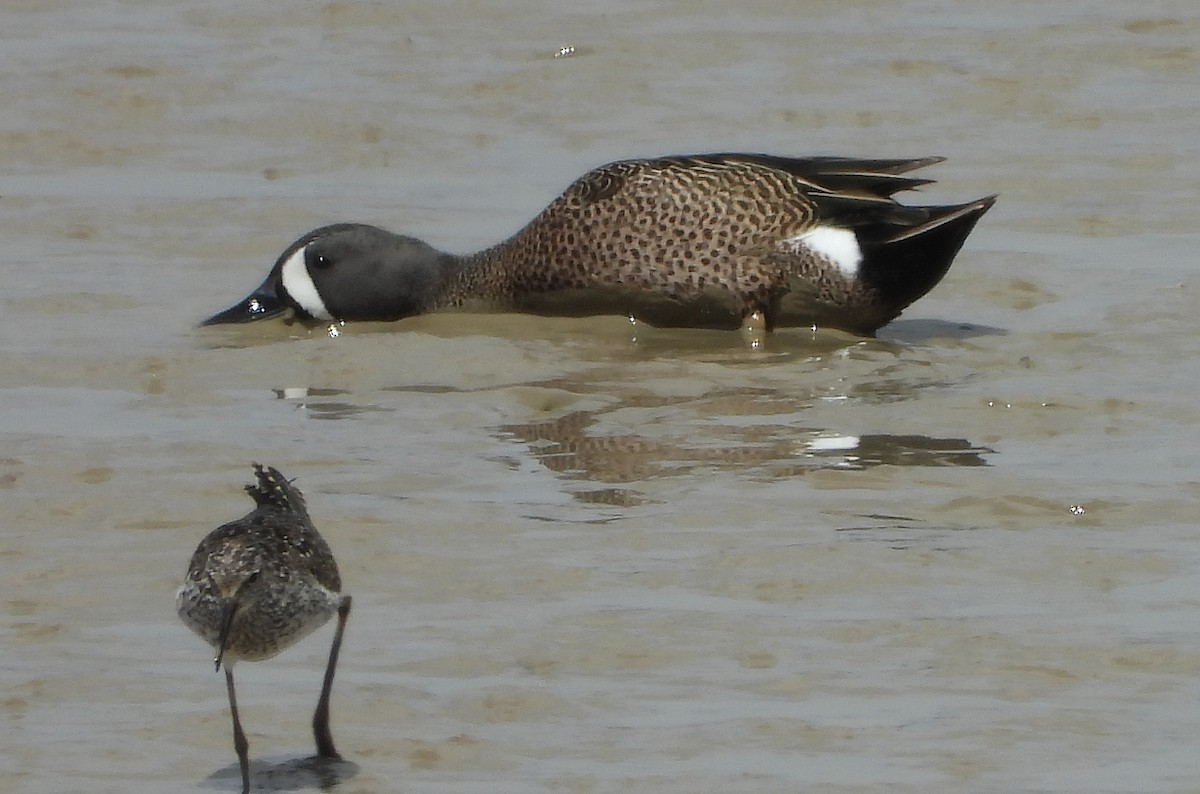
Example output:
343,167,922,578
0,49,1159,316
856,195,997,313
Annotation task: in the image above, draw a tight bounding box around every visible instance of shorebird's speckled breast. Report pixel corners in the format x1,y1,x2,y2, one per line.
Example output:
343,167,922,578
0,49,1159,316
446,157,843,328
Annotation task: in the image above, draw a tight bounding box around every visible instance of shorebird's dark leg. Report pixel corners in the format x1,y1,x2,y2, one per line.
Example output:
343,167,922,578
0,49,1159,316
216,573,259,672
225,667,251,794
313,595,352,759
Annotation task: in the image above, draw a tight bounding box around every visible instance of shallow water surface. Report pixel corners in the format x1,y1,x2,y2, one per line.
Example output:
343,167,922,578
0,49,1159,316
4,2,1200,793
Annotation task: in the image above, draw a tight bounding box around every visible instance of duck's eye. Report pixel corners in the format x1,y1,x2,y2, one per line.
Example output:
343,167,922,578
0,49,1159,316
304,251,333,273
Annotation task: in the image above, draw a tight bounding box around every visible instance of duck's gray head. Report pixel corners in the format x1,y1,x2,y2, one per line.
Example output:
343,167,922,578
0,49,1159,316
201,223,454,326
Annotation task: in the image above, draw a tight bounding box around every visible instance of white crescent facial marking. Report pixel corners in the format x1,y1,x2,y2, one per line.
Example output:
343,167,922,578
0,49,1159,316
279,245,333,320
788,226,863,278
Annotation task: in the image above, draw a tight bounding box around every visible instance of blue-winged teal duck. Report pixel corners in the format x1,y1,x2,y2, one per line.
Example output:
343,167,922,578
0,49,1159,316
176,464,351,794
203,154,995,335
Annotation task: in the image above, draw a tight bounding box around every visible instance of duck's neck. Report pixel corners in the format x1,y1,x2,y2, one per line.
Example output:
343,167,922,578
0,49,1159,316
434,238,523,309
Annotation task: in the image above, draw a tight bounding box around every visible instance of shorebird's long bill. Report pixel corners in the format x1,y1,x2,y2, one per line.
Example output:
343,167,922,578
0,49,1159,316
214,599,239,672
201,274,287,325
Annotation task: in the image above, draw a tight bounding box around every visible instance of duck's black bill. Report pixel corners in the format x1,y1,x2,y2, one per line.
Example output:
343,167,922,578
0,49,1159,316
200,276,288,326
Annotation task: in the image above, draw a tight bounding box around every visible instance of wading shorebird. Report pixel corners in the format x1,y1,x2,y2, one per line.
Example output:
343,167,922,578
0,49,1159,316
176,464,351,794
202,153,994,336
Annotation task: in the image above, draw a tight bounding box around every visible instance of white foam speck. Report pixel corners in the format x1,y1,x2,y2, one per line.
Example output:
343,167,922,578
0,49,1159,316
788,226,862,278
279,246,333,320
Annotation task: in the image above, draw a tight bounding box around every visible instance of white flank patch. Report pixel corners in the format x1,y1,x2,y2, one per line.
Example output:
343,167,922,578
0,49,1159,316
788,226,862,278
279,245,333,320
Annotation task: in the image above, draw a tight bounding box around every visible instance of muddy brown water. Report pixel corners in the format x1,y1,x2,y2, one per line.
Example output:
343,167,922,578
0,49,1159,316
4,2,1200,792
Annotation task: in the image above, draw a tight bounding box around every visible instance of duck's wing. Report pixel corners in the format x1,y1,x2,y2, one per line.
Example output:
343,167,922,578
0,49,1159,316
567,153,944,206
661,153,945,200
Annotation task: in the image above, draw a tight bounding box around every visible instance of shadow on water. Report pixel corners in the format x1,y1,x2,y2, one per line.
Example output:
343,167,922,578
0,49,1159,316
214,314,995,510
761,434,993,475
203,755,359,792
482,328,997,503
878,318,1008,344
498,405,994,505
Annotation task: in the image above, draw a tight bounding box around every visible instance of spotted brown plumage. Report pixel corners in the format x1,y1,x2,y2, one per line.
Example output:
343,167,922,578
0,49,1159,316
202,153,995,335
176,464,351,794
